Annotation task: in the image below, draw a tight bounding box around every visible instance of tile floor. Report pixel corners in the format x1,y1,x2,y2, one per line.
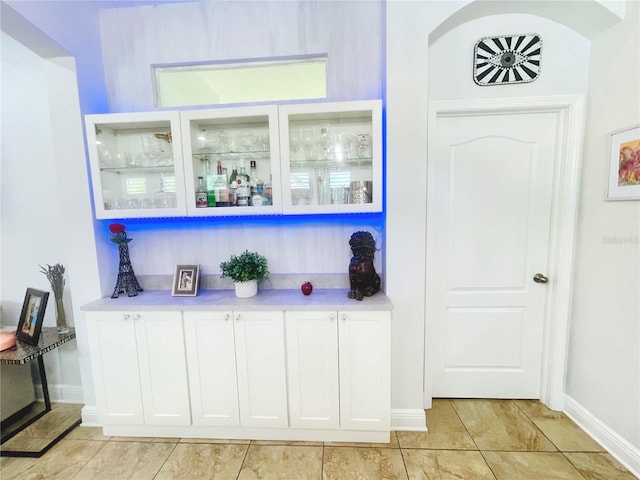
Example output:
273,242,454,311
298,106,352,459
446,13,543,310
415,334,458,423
1,399,637,479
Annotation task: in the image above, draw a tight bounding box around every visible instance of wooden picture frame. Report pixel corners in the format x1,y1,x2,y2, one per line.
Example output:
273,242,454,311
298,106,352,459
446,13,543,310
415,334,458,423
16,288,49,345
172,264,200,296
606,124,640,200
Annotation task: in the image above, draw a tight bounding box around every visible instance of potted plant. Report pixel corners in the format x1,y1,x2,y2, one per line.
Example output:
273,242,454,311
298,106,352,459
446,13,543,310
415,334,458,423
220,250,269,298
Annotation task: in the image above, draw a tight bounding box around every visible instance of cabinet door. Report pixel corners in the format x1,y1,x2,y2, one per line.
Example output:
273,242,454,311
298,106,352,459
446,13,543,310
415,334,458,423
134,311,191,425
234,310,288,428
279,100,383,214
183,311,239,426
180,106,282,216
85,111,187,219
285,311,339,429
338,310,391,431
86,311,144,425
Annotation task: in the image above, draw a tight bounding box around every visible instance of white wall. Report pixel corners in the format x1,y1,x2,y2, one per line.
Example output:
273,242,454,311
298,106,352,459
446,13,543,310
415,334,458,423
0,25,100,402
567,0,640,453
99,0,384,112
428,14,590,100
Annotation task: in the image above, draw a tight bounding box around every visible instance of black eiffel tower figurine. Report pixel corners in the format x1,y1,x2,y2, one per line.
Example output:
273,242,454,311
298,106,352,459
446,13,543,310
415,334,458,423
109,224,143,298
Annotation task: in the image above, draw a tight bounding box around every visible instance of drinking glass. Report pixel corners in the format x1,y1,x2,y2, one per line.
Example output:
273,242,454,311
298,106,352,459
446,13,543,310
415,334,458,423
302,128,317,160
289,128,302,161
356,133,371,158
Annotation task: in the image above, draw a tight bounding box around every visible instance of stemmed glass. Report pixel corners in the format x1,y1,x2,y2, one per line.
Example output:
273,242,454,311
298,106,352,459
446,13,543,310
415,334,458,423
302,128,317,160
289,128,302,161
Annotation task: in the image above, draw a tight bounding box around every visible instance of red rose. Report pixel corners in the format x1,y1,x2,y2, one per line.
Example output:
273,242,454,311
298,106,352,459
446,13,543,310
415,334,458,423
109,224,126,234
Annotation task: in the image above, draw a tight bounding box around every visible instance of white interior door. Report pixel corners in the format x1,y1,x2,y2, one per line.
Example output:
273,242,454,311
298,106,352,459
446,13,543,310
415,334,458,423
427,107,558,398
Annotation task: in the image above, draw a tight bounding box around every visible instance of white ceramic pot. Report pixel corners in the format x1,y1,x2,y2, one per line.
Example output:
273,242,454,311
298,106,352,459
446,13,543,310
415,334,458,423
234,280,258,298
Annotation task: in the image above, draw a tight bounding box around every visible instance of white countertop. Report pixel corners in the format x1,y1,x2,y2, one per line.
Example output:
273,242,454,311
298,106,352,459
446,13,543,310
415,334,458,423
81,289,393,312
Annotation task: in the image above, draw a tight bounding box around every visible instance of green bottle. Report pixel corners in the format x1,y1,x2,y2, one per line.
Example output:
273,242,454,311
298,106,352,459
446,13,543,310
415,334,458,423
206,176,216,207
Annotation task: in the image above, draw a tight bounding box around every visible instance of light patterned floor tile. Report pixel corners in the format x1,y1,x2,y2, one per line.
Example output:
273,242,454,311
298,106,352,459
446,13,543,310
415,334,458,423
110,435,180,442
564,452,638,480
72,440,176,480
452,399,556,451
65,425,111,441
251,439,323,446
483,451,584,480
0,439,106,480
397,400,476,450
179,437,251,444
325,431,400,448
323,446,407,480
403,449,496,480
238,445,322,479
515,400,604,452
155,443,248,480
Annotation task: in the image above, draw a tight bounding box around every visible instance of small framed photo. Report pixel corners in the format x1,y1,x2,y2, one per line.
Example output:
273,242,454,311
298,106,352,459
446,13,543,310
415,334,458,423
172,264,200,296
606,124,640,201
16,288,49,345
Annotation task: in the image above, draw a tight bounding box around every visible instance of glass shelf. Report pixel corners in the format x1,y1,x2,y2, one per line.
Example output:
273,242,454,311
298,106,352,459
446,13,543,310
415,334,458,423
100,164,176,174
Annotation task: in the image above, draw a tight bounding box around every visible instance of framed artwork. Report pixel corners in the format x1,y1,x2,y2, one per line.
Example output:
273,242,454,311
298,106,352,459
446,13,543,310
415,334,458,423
607,124,640,200
172,264,200,296
16,288,49,345
473,33,542,86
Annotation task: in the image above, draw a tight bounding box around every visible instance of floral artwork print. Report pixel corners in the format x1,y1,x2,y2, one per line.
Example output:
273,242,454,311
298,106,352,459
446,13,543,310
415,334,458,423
618,138,640,186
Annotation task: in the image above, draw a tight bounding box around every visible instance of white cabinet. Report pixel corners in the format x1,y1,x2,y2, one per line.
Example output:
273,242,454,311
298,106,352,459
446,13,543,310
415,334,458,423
86,310,191,426
180,106,282,216
183,310,288,428
234,310,288,428
279,100,382,214
85,101,382,218
85,112,187,219
285,309,390,431
83,297,391,441
183,311,239,427
338,310,391,431
285,311,340,429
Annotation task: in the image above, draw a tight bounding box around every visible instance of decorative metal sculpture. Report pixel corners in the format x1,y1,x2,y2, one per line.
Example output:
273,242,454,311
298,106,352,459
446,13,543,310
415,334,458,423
109,224,143,298
348,231,381,301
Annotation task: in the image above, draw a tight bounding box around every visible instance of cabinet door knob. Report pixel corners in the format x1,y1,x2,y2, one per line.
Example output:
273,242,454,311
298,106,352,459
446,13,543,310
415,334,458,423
341,313,347,322
134,314,141,321
224,313,230,321
329,313,335,321
235,314,240,321
123,314,130,321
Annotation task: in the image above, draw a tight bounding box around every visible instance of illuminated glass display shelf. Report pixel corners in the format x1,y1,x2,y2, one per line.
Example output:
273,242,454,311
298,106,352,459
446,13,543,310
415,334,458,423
85,101,382,219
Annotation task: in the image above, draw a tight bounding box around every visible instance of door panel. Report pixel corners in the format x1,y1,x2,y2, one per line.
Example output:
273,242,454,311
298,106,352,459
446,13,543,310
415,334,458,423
429,110,557,398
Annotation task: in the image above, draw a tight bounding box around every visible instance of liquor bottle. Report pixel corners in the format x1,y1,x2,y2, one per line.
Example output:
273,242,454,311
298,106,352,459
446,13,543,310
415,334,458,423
251,180,270,206
217,160,223,175
235,161,251,206
228,182,237,206
229,163,238,185
206,180,216,207
250,161,258,185
195,177,208,208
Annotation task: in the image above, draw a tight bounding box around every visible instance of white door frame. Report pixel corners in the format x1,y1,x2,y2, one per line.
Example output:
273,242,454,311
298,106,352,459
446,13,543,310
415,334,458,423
424,95,585,411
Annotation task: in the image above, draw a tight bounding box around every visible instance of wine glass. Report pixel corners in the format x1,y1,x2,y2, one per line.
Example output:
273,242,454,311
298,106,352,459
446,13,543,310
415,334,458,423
302,128,317,160
289,128,302,161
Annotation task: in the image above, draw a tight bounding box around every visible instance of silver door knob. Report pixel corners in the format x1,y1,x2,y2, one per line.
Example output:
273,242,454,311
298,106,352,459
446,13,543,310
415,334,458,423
533,273,549,284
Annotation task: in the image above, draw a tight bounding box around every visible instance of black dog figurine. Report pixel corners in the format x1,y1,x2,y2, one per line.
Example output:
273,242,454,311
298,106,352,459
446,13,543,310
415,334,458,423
348,231,381,301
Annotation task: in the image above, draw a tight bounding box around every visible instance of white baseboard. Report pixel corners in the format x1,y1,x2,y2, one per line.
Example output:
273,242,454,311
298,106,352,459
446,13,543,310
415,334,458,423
391,408,427,431
564,395,640,478
80,405,99,427
35,384,84,404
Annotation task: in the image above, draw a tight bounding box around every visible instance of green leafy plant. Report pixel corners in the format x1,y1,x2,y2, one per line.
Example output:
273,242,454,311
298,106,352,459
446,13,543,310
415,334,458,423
220,250,269,283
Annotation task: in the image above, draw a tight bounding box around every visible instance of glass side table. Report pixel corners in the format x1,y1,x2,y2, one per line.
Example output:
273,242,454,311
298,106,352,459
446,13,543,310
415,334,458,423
1,327,79,457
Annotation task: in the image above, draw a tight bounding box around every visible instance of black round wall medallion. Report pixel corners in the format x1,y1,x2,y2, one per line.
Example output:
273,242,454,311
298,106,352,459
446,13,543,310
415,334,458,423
473,33,542,86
